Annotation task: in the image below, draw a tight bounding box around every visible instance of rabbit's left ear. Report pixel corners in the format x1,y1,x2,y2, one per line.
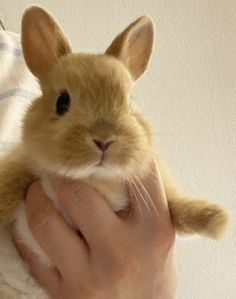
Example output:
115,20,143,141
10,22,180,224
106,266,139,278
105,16,154,80
21,6,72,79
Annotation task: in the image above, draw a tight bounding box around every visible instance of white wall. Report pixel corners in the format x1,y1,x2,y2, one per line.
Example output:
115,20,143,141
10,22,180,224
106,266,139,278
1,1,236,298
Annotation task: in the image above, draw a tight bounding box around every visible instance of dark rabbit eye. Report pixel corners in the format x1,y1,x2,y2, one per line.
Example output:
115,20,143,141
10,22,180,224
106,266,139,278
56,91,70,115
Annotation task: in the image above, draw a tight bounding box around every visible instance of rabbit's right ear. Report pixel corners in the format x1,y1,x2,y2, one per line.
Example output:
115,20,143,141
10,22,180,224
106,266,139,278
21,6,72,79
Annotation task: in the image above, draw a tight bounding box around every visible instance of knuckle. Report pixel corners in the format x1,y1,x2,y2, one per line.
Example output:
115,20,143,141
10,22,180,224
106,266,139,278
147,223,175,254
161,224,176,247
161,232,175,254
155,228,175,256
96,222,122,248
97,228,115,250
115,259,140,282
110,248,140,280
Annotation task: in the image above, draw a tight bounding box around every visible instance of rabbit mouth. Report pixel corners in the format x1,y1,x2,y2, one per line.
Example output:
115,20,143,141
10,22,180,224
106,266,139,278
95,152,106,167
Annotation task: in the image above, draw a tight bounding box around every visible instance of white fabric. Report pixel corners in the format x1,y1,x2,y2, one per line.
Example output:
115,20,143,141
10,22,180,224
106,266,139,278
0,30,40,154
0,30,48,299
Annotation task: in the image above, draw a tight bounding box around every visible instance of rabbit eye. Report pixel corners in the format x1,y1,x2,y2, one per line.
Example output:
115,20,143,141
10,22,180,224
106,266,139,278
56,91,70,115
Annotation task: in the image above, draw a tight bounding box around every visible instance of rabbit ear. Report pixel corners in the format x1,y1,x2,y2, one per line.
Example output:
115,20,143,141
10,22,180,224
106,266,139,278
105,16,154,80
21,6,72,78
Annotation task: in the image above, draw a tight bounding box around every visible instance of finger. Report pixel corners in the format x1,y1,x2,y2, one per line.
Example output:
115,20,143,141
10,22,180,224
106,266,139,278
128,160,171,222
15,239,59,297
26,180,89,276
49,177,120,246
14,236,34,264
30,257,60,298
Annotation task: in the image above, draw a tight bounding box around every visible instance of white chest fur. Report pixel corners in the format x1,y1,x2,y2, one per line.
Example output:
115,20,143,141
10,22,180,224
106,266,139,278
15,173,129,265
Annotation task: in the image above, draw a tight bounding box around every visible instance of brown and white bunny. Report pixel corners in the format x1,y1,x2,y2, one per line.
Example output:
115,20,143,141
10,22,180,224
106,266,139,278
0,6,229,298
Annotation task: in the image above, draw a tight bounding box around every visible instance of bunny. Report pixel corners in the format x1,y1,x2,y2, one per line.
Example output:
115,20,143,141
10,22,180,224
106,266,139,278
0,6,229,298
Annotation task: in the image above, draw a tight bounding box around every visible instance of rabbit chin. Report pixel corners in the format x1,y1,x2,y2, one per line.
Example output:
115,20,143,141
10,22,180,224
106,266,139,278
44,161,134,181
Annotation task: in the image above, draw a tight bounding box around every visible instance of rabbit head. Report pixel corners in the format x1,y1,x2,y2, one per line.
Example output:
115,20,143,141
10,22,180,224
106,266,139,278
21,6,155,181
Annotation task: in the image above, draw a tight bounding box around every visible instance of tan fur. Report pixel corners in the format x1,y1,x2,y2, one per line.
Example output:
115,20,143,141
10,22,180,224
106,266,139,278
0,291,14,299
0,6,229,239
0,145,35,226
21,6,72,78
168,196,229,239
106,16,154,80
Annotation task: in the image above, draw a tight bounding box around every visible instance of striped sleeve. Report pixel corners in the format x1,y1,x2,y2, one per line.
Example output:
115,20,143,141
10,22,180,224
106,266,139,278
0,30,40,153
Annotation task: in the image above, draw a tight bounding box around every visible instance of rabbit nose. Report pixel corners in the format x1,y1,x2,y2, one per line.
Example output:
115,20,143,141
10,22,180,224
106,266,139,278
93,139,114,152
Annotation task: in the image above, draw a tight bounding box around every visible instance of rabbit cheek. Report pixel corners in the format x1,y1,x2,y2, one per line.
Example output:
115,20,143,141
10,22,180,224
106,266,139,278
56,126,96,167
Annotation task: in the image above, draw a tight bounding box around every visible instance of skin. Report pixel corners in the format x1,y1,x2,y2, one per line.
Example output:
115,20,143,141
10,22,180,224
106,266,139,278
16,163,177,299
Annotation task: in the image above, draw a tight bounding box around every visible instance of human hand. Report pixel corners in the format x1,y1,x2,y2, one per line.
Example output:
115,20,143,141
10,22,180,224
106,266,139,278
17,163,176,299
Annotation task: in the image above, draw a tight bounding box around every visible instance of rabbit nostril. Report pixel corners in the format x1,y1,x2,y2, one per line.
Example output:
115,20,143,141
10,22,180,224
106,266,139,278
93,139,114,151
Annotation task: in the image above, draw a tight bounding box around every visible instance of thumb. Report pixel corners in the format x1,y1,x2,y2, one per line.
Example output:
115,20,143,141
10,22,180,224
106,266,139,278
128,160,170,219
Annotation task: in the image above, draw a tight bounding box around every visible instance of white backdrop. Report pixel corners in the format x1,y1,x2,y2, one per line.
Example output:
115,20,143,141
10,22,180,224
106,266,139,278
1,1,236,298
